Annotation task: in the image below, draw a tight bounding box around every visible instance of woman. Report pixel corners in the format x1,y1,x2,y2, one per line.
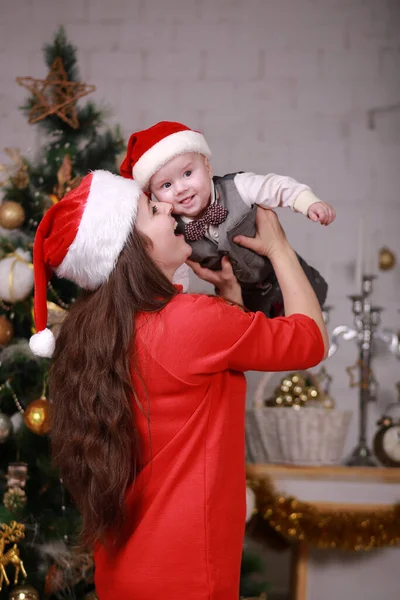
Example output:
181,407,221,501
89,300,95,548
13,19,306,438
29,170,328,600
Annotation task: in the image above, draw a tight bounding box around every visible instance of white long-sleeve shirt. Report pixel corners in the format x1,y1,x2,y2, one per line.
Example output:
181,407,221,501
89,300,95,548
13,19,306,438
234,172,318,213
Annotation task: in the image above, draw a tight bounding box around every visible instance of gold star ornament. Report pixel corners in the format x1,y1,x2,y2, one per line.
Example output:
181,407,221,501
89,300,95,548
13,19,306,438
16,57,96,129
346,360,374,391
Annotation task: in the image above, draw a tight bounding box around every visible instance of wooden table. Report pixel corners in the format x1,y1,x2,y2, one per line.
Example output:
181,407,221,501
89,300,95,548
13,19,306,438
246,464,400,600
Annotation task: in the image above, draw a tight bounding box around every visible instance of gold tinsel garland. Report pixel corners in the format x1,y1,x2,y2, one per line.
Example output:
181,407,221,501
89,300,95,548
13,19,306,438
248,477,400,552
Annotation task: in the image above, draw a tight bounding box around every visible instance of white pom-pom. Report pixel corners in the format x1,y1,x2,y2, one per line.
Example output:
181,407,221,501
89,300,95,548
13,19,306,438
29,328,55,358
246,486,256,523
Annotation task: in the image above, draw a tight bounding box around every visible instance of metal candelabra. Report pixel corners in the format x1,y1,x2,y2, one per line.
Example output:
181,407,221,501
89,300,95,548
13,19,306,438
325,274,400,467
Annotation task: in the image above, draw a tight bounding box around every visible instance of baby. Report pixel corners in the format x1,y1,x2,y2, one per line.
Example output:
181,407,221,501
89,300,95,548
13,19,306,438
120,121,335,316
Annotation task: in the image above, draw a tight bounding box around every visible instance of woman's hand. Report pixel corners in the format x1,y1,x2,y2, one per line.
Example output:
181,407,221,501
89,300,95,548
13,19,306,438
186,256,244,305
233,207,289,259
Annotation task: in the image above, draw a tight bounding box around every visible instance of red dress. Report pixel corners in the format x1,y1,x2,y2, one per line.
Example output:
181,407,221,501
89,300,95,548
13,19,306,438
94,291,324,599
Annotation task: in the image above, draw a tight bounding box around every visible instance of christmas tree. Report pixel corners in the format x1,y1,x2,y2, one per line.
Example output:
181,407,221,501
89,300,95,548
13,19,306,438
240,546,269,599
0,27,124,599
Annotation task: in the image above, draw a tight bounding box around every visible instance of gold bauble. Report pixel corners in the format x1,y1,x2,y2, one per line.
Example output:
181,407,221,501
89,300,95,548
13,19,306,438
307,386,319,400
24,396,51,435
0,201,25,230
378,247,396,271
293,385,303,396
280,377,295,394
8,585,39,600
0,315,14,345
3,486,27,513
290,373,305,387
282,378,293,388
283,394,294,405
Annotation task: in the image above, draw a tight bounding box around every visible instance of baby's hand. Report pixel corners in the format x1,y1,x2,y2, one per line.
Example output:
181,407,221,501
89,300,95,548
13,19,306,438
308,202,336,226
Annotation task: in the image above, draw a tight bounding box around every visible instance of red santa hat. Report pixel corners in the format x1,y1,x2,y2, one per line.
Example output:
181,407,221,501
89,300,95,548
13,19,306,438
29,170,141,358
120,121,211,189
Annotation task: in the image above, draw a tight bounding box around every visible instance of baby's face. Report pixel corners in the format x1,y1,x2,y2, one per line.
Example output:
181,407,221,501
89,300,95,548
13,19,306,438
149,152,212,218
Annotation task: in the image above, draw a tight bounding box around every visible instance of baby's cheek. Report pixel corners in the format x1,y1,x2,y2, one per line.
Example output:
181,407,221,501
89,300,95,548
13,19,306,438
159,189,173,204
170,202,184,214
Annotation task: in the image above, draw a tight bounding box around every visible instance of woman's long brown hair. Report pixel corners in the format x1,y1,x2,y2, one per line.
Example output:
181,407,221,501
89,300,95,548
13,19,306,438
49,228,177,549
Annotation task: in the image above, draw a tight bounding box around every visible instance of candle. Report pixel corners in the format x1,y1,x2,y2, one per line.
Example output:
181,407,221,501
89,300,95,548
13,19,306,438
363,221,375,276
367,227,376,276
355,217,364,290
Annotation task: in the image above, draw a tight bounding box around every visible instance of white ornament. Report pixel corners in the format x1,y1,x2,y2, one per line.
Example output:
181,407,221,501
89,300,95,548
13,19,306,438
0,248,34,302
246,486,256,523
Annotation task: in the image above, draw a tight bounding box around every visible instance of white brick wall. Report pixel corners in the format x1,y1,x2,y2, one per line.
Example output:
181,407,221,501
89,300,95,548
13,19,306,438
1,0,400,466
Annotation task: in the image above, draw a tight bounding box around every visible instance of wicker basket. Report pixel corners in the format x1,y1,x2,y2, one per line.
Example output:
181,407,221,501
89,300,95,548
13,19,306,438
246,373,273,463
246,373,352,466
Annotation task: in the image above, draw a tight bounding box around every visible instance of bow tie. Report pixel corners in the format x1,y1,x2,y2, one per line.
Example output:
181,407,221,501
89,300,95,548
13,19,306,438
184,204,228,241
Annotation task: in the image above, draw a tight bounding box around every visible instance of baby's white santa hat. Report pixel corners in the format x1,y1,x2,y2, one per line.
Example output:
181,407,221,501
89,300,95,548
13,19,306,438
29,170,141,358
120,121,211,189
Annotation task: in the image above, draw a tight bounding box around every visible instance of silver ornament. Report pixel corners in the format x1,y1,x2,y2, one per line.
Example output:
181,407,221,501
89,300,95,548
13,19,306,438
0,411,12,442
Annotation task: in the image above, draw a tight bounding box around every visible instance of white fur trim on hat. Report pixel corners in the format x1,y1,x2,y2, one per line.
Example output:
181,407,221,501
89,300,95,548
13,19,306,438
56,171,140,290
29,328,55,358
133,130,211,189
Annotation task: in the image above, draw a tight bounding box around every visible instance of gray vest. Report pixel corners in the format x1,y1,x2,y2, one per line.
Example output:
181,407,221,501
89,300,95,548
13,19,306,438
175,172,328,313
176,173,272,285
